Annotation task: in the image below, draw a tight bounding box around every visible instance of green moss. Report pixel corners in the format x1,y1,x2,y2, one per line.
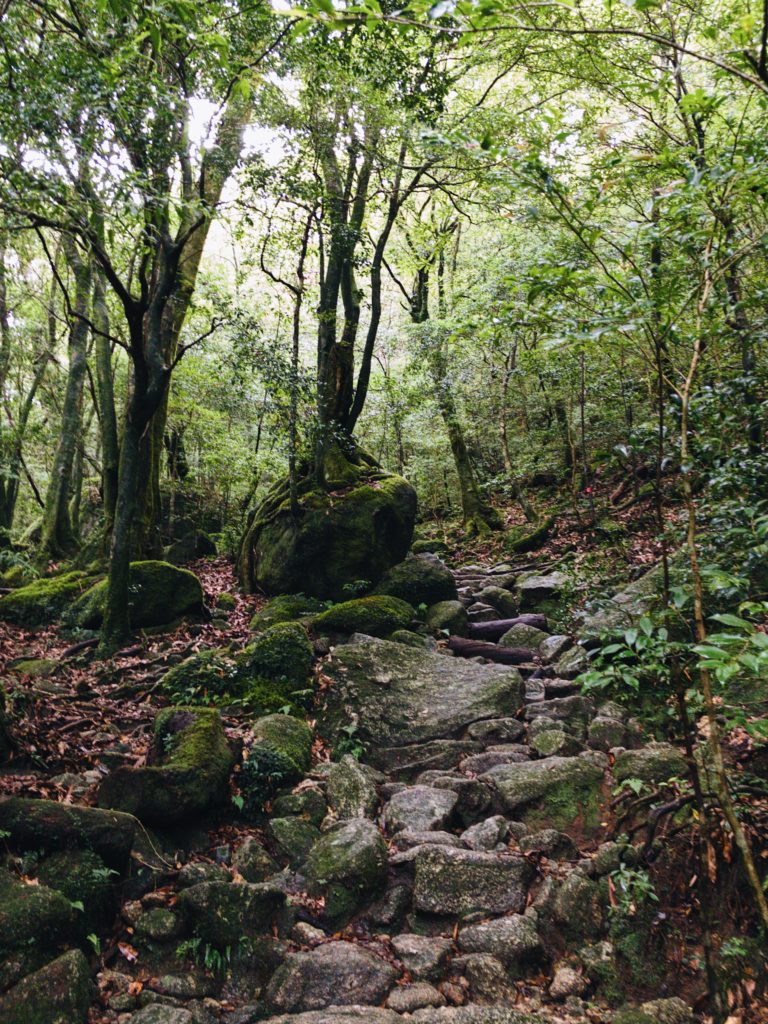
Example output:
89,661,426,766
161,649,240,704
312,595,415,637
0,948,93,1024
372,554,457,606
7,658,57,678
0,870,78,976
97,707,235,824
238,714,314,815
523,775,602,833
64,560,204,629
216,592,237,611
613,1012,655,1024
35,848,114,932
0,571,94,627
505,516,555,553
252,713,313,771
390,628,433,649
239,462,417,600
411,539,449,555
249,594,326,632
0,564,35,588
238,622,313,685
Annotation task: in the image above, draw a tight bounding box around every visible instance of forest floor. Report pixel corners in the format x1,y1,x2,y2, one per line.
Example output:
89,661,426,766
0,492,765,1023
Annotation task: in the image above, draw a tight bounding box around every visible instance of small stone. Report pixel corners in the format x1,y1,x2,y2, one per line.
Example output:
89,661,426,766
136,908,182,942
539,635,573,664
466,719,525,744
391,934,453,981
327,755,378,819
460,816,509,851
460,953,514,1001
233,837,278,882
550,965,587,1000
269,817,320,867
461,747,529,775
393,830,462,850
530,728,584,758
382,786,458,833
638,997,694,1023
499,623,549,649
291,922,327,945
264,940,399,1013
458,914,541,969
519,829,577,860
613,743,687,785
178,862,231,888
588,718,627,752
553,645,589,678
366,884,412,929
127,1007,193,1024
386,982,445,1012
413,846,533,916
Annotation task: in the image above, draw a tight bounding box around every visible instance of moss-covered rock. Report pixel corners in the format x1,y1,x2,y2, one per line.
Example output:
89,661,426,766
485,755,605,835
64,560,204,629
0,798,137,871
613,743,687,786
238,465,417,601
269,816,320,867
0,571,94,627
238,714,314,814
175,880,285,949
311,595,415,637
390,628,436,649
160,649,240,705
237,622,313,686
97,707,235,824
302,818,388,924
0,869,79,983
411,539,449,556
250,594,326,632
253,714,313,771
35,848,114,933
234,837,279,882
0,948,93,1024
0,563,35,588
272,787,328,826
7,658,58,678
372,554,457,607
425,600,468,636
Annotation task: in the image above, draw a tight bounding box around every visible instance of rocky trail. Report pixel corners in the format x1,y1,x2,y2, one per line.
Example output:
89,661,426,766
0,553,713,1024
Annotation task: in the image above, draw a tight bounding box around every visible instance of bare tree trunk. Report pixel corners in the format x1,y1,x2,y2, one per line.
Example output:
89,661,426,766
39,237,91,560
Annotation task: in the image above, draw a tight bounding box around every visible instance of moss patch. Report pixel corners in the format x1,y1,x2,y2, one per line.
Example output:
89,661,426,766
0,571,94,627
97,707,235,824
312,595,414,637
372,554,457,606
238,462,417,600
238,622,313,685
238,714,313,814
64,560,204,629
249,594,326,632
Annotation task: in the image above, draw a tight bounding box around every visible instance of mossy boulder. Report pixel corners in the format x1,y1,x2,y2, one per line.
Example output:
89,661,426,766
0,870,79,984
0,798,137,871
0,571,94,627
311,595,414,637
0,948,93,1024
272,786,328,826
64,560,204,629
160,649,240,705
425,600,468,636
302,818,388,924
613,743,687,786
269,816,320,867
237,622,313,686
319,638,524,751
250,594,326,632
485,755,605,835
372,554,457,607
97,707,235,824
175,880,285,948
238,467,417,601
35,848,115,933
239,714,313,814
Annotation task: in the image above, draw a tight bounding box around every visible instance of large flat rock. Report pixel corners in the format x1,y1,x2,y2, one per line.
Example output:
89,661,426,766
318,639,524,749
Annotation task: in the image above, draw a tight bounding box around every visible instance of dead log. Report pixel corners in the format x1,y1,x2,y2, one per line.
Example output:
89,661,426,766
467,614,548,641
448,636,534,664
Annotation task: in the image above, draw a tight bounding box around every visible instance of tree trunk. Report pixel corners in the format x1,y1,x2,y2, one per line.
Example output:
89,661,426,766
92,270,119,539
39,238,91,560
